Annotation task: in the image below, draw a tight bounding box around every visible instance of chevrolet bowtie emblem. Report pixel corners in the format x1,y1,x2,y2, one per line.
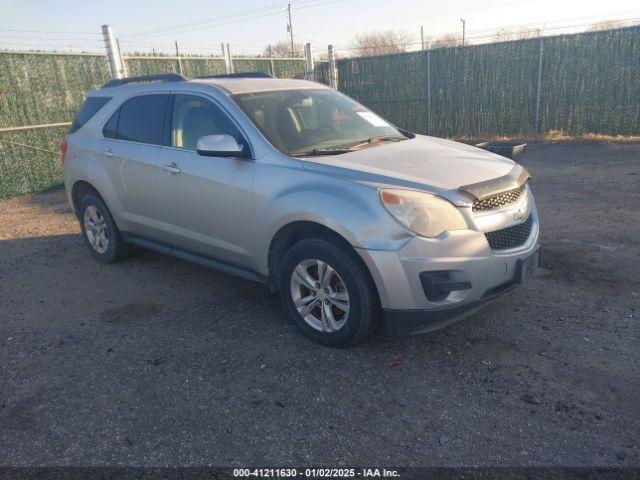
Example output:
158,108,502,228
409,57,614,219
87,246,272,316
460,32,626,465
514,206,527,221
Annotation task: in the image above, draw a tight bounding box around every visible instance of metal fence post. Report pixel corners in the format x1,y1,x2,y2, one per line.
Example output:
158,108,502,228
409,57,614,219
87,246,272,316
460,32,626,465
101,25,124,79
116,39,128,77
226,43,234,74
305,43,314,81
268,45,275,76
328,45,338,89
426,46,432,135
534,37,544,134
221,43,229,74
175,41,183,75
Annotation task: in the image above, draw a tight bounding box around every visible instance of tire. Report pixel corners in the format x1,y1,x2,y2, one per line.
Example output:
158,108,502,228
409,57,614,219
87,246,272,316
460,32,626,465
279,237,379,346
78,193,130,263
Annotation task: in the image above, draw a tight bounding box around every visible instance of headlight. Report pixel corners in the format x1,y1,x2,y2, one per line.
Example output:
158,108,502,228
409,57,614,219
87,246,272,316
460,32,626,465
380,188,468,237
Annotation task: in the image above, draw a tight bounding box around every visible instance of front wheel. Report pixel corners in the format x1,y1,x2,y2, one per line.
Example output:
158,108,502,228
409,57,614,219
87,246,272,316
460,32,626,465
279,237,379,346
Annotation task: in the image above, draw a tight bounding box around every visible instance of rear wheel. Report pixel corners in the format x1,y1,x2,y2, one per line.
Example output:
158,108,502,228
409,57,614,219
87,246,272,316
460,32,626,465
279,237,379,346
79,194,130,263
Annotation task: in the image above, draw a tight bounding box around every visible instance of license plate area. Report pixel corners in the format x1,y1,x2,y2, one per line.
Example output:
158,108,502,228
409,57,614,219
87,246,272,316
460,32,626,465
515,247,541,284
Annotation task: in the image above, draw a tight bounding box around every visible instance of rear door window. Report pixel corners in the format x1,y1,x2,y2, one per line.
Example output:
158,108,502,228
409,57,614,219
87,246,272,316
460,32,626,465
68,97,111,133
116,94,169,145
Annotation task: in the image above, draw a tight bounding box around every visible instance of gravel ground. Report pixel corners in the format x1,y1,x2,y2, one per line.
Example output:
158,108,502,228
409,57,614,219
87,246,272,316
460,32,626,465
0,142,638,467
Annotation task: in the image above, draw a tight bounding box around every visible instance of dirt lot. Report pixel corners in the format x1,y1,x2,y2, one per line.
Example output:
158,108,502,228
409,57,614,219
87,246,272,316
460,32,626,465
0,142,638,467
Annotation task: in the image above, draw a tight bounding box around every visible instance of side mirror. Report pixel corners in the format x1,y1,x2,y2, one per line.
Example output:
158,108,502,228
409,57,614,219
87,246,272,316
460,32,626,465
196,134,250,158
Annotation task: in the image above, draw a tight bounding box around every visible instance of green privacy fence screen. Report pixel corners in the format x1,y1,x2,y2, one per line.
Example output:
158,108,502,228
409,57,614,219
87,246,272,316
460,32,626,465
0,53,305,198
123,56,306,78
0,53,111,199
316,25,640,138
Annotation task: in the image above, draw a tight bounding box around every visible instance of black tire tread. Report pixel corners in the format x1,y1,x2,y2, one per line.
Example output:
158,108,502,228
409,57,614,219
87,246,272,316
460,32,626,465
278,236,379,346
79,194,130,264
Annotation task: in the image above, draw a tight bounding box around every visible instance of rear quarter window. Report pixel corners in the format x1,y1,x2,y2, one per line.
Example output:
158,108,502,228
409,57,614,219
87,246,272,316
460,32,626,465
102,108,119,139
68,97,111,134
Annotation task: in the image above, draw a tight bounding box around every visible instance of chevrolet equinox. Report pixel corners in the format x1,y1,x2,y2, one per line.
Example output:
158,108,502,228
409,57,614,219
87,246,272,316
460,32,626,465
62,72,540,346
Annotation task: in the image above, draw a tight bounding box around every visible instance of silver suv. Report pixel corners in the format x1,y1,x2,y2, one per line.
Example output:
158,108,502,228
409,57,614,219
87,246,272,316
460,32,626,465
62,72,540,346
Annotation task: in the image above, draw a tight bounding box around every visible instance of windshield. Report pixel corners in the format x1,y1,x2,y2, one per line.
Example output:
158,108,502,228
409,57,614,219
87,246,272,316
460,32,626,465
232,89,407,156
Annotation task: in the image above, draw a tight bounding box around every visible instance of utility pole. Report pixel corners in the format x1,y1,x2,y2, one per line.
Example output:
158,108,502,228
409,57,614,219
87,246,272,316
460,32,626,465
287,3,295,57
460,18,466,46
420,25,425,51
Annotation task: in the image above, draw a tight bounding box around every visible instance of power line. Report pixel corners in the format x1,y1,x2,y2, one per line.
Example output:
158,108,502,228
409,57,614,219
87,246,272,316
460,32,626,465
453,8,640,35
128,10,286,40
303,0,535,36
124,0,342,40
226,0,537,53
123,1,292,38
0,27,101,35
0,34,103,42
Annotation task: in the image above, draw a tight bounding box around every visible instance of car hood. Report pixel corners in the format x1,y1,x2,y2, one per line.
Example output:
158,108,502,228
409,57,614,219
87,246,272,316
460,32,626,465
301,135,516,198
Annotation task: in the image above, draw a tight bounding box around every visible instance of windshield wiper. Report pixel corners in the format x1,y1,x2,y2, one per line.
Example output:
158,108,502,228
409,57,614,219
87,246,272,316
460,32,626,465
290,135,407,157
290,147,357,157
321,135,406,153
350,135,407,148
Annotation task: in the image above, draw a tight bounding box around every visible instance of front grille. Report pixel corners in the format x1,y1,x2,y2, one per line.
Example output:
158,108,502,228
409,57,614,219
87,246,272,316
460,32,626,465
485,214,533,250
472,184,526,212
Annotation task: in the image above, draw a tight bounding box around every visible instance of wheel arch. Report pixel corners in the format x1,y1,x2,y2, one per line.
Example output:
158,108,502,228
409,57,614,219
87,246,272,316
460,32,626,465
70,180,123,231
267,220,378,301
71,180,102,215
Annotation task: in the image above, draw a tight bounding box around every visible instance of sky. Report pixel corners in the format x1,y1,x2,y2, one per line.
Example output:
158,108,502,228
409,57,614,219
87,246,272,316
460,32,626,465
1,0,640,56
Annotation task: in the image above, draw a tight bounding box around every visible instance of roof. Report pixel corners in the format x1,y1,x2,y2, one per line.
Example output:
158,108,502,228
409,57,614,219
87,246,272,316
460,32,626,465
93,74,329,97
191,77,329,94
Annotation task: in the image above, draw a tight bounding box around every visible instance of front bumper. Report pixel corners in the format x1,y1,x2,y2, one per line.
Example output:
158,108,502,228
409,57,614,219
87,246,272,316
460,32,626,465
383,246,541,336
356,197,541,336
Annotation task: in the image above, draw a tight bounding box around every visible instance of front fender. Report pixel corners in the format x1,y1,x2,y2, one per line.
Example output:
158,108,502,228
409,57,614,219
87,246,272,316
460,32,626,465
253,173,413,275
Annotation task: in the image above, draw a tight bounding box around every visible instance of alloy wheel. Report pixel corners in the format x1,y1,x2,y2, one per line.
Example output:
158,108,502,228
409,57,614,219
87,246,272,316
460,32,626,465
290,258,350,333
83,205,109,254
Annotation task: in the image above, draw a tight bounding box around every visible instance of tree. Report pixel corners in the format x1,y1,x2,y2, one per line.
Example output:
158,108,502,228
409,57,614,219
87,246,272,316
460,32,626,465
491,27,540,43
351,30,413,57
263,41,305,58
429,34,462,49
584,19,639,32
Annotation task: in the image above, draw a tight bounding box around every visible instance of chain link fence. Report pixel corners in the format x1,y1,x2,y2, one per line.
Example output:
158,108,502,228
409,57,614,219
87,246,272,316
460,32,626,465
0,52,111,198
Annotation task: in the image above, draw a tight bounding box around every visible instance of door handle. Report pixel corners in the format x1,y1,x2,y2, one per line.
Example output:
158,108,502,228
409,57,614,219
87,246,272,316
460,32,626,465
162,163,181,174
103,148,113,158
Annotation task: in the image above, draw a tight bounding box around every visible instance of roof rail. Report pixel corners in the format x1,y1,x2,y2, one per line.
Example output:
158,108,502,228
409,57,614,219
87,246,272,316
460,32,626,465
197,72,274,79
101,73,187,89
